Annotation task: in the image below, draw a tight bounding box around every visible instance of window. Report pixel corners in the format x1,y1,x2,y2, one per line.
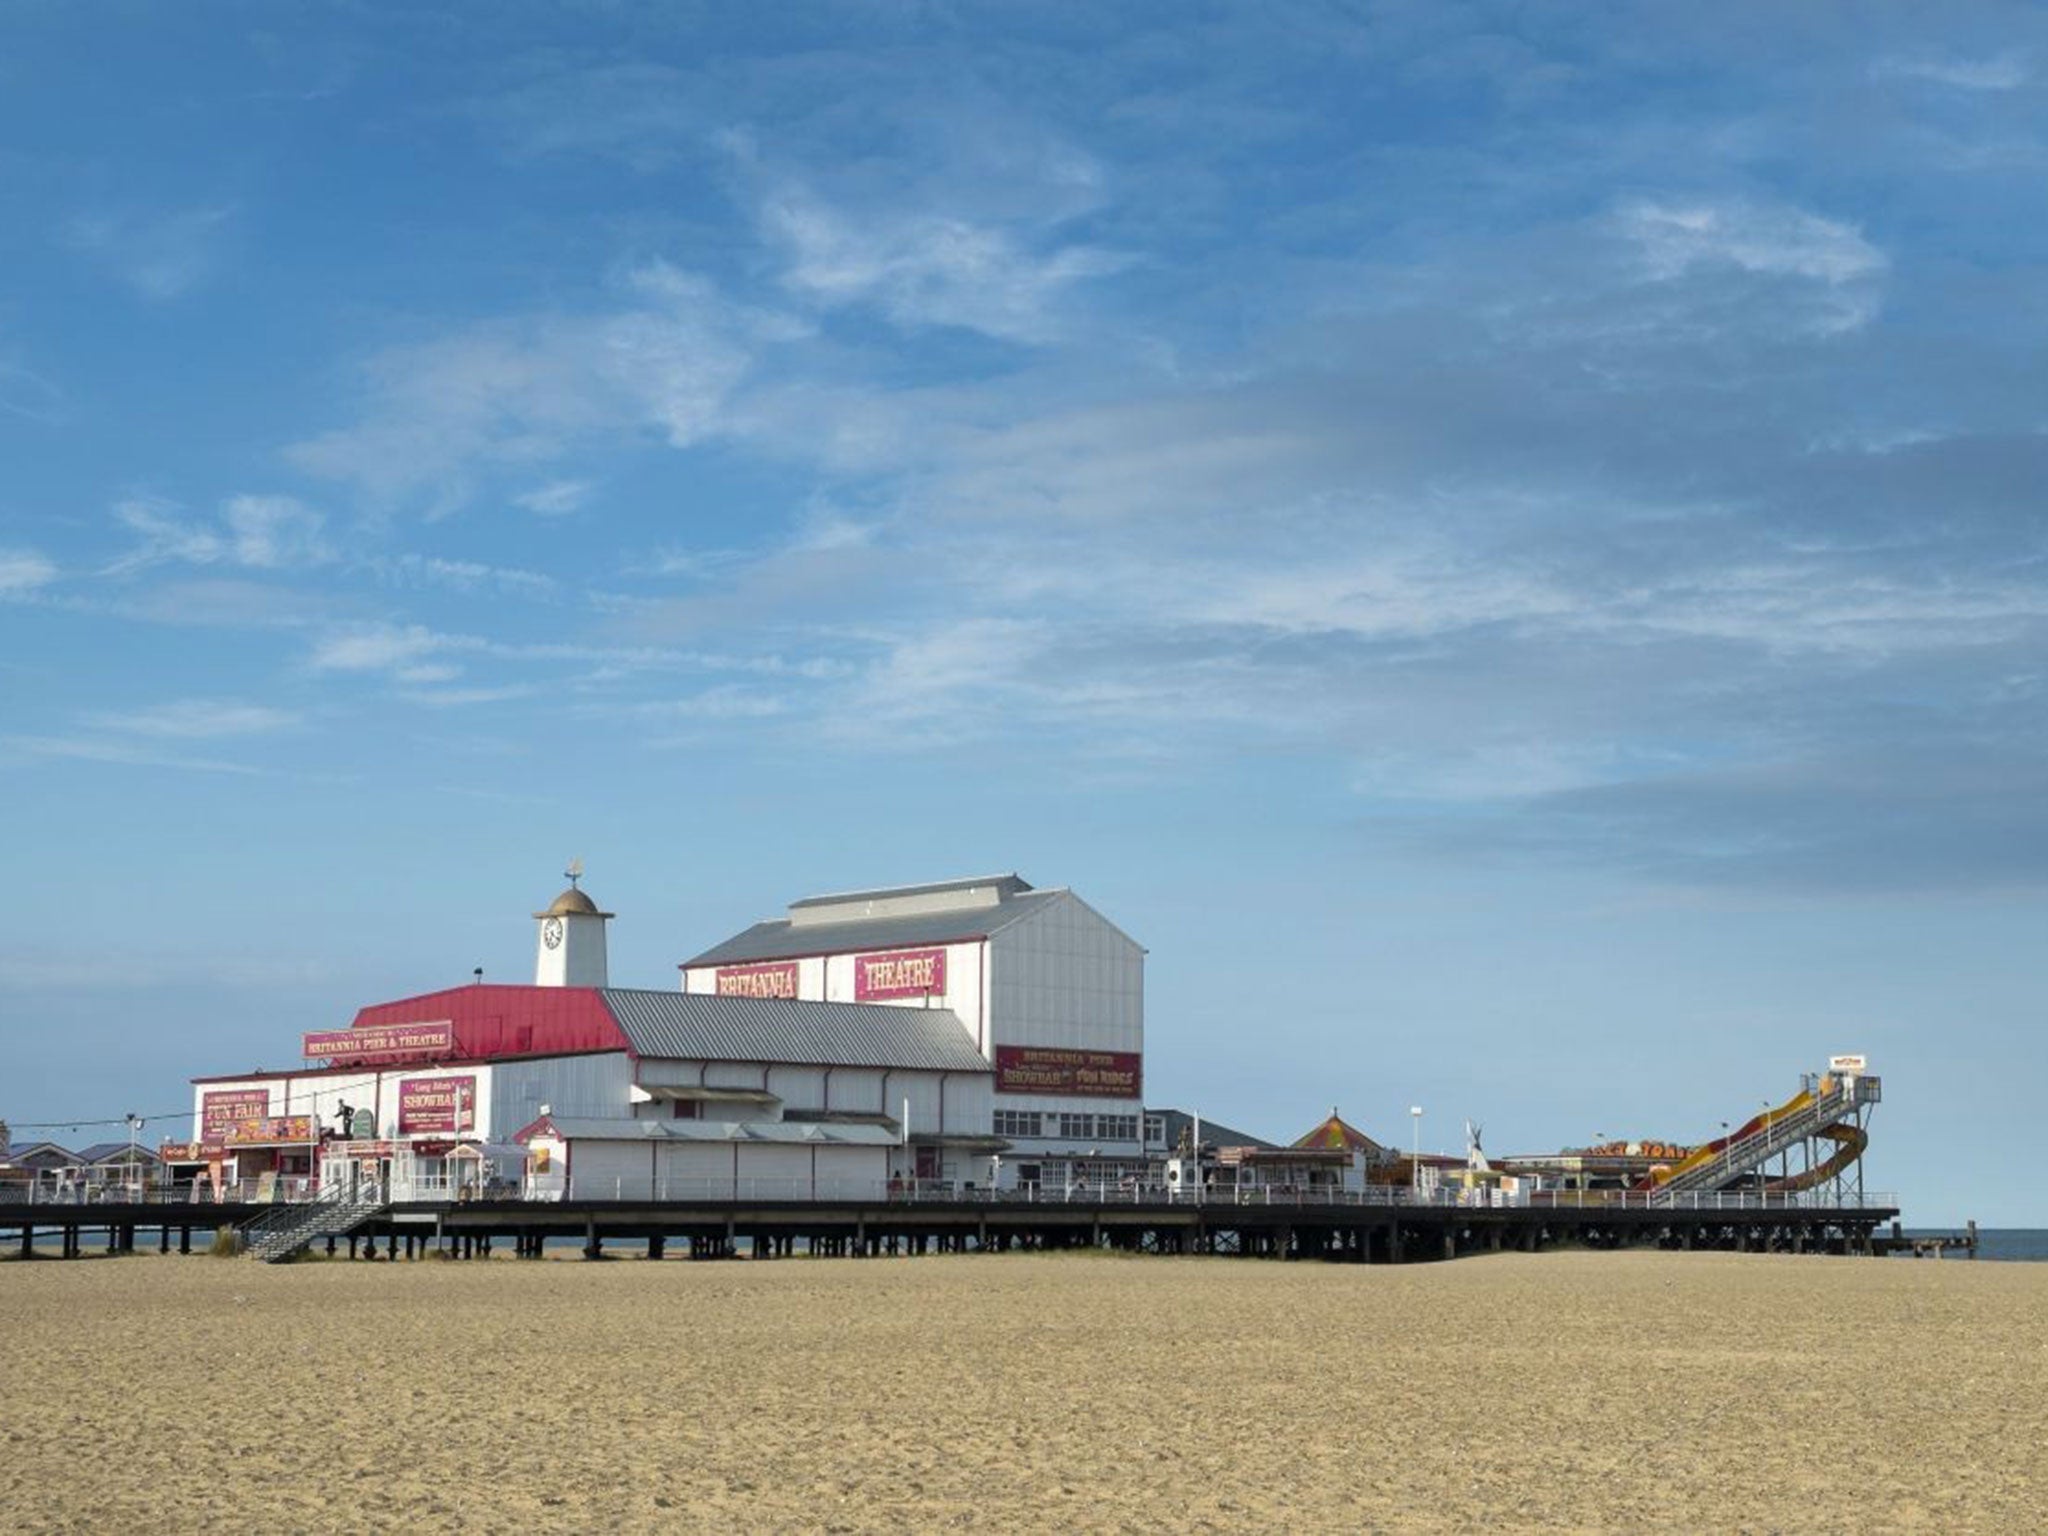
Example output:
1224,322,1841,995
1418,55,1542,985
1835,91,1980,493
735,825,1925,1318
1097,1115,1138,1142
994,1110,1042,1138
1143,1114,1165,1145
1057,1113,1095,1139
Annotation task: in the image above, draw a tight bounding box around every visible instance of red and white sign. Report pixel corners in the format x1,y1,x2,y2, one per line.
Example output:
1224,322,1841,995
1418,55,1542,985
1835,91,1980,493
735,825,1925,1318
853,948,946,1002
995,1047,1142,1099
715,962,799,999
302,1020,457,1065
397,1076,477,1136
200,1089,271,1142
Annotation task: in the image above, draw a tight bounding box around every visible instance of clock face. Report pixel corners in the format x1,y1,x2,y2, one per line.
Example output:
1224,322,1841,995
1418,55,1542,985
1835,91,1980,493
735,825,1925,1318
542,916,565,949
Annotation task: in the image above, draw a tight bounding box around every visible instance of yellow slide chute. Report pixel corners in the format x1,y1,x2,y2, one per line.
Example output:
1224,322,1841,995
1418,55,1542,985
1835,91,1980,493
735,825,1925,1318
1640,1087,1813,1191
1765,1122,1868,1192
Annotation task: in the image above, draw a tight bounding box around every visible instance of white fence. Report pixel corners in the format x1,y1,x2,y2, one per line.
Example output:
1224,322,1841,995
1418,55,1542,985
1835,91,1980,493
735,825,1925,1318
1,1174,1900,1214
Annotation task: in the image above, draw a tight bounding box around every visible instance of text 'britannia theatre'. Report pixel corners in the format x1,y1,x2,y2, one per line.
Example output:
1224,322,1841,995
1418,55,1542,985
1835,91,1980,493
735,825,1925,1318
683,875,1146,1191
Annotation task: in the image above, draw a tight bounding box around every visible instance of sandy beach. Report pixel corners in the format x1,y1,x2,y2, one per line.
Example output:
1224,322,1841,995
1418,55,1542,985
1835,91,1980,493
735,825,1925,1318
1,1248,2041,1533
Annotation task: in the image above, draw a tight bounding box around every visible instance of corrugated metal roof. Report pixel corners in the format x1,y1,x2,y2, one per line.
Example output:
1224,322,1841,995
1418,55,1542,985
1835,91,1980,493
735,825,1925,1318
682,888,1065,967
599,988,992,1074
788,873,1032,911
529,1116,898,1147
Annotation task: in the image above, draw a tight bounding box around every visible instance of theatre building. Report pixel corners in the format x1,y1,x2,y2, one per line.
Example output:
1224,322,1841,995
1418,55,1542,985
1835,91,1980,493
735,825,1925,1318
172,873,1101,1199
682,874,1146,1188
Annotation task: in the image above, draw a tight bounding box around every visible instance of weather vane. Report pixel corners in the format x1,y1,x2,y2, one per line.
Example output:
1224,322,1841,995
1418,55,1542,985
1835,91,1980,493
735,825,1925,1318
565,856,584,889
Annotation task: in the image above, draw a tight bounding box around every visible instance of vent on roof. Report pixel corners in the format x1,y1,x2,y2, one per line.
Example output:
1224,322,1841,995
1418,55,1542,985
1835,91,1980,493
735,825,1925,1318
788,874,1031,928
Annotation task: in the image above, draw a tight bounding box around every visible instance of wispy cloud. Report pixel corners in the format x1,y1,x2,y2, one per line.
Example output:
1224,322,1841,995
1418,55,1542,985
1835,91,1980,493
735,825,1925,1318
84,699,302,739
373,554,558,599
761,183,1129,344
286,263,790,513
1874,53,2031,91
108,494,333,574
0,549,58,594
0,734,260,775
308,622,477,675
63,205,235,300
513,479,593,516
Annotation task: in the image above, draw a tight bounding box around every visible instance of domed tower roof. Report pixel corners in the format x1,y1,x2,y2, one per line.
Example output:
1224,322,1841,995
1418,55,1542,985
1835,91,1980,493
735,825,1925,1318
533,860,613,920
535,886,612,919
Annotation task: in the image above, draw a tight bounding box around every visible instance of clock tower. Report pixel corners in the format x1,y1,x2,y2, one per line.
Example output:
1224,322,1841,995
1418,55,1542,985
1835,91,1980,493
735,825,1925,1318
533,861,613,988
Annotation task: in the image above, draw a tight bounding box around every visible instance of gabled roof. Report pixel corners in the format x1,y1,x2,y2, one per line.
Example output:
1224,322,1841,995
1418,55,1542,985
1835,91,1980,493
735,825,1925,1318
74,1142,164,1165
1292,1112,1388,1155
600,988,993,1074
683,889,1068,967
2,1141,81,1166
1151,1108,1278,1152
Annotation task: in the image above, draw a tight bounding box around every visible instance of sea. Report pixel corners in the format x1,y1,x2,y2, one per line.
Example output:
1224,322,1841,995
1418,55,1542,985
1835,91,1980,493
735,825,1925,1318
1903,1228,2048,1262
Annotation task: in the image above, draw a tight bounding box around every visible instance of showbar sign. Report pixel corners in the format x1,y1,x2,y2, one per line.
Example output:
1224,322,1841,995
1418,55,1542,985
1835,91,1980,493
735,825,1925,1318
302,1020,456,1065
852,947,946,1002
715,962,799,999
200,1089,271,1141
995,1046,1142,1099
397,1075,477,1135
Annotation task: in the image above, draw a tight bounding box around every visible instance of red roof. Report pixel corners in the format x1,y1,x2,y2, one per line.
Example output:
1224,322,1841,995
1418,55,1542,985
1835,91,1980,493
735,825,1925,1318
350,985,629,1062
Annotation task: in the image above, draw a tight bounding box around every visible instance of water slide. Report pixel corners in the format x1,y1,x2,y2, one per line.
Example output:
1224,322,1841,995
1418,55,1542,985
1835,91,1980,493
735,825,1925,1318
1639,1087,1814,1193
1765,1122,1868,1193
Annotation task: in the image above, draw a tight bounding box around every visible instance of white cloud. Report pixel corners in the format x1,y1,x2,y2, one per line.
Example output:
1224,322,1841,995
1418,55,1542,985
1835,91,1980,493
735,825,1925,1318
0,549,58,593
1617,199,1885,288
377,554,558,599
108,494,332,574
762,186,1128,344
85,699,301,739
287,262,786,511
309,623,476,675
514,479,593,516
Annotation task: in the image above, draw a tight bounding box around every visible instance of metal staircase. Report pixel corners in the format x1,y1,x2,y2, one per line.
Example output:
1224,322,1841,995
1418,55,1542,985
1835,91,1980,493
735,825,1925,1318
240,1186,388,1263
1651,1076,1880,1203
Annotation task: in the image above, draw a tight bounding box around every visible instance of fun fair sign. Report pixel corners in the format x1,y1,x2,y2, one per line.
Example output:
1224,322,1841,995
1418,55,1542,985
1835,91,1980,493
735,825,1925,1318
853,948,946,1002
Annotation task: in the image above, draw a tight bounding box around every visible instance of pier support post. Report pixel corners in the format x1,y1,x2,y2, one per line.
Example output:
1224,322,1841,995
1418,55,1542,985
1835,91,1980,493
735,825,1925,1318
20,1225,32,1259
1443,1230,1457,1263
583,1217,601,1261
180,1226,190,1255
160,1226,170,1255
648,1234,664,1261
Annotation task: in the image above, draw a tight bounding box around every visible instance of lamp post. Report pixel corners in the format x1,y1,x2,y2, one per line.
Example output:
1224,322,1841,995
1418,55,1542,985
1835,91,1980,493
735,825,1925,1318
124,1113,142,1197
1409,1105,1423,1197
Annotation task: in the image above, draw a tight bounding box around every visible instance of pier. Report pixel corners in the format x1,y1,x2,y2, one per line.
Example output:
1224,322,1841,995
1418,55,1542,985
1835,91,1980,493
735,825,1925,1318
2,1188,1903,1265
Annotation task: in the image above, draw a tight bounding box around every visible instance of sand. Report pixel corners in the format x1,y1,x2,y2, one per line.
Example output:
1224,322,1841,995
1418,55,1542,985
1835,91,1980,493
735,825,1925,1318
0,1247,2042,1533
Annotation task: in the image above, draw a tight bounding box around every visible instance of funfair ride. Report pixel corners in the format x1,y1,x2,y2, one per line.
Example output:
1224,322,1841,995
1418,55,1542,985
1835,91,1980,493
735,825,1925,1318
1638,1057,1880,1207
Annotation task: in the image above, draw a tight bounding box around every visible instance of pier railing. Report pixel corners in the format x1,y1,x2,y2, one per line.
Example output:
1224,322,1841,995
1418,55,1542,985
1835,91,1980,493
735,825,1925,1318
0,1176,1899,1214
524,1177,1901,1211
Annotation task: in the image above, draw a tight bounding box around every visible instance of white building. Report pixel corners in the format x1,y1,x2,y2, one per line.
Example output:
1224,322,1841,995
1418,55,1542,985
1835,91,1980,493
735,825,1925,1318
176,873,998,1200
681,874,1146,1188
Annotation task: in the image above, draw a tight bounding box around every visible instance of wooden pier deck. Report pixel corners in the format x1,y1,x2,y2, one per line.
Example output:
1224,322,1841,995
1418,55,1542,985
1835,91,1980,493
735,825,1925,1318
2,1194,1903,1264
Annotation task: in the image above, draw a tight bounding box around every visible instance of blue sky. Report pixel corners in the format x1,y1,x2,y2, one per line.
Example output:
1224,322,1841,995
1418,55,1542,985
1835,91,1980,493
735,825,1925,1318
4,4,2045,1222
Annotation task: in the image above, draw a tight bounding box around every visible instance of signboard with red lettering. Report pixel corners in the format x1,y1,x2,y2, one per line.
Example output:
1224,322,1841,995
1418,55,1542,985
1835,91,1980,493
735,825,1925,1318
853,948,947,1001
398,1076,477,1135
302,1020,457,1065
200,1089,271,1142
159,1141,227,1162
715,962,799,999
994,1047,1142,1099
